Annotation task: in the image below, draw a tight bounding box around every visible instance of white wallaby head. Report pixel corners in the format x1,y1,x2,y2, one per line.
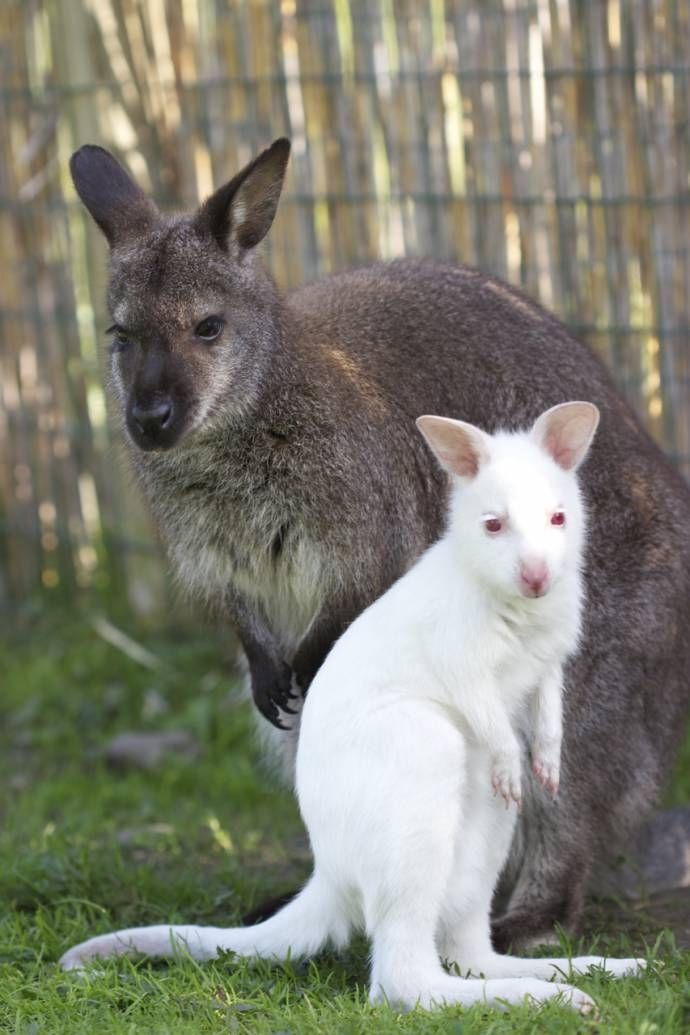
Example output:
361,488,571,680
416,402,599,600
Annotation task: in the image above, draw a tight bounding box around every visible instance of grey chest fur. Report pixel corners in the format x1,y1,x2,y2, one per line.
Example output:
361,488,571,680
138,431,328,649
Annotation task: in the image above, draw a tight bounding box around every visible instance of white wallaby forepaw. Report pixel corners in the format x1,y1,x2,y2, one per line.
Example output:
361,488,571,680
532,755,560,797
491,755,522,808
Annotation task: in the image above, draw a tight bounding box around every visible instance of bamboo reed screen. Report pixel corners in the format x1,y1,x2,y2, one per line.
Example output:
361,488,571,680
0,0,688,612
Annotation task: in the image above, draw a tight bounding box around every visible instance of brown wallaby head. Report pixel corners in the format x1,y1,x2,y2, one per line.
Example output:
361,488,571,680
70,139,291,451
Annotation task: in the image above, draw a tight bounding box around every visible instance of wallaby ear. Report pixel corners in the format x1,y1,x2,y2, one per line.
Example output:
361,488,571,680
531,401,600,471
195,138,291,253
416,415,491,479
70,145,159,246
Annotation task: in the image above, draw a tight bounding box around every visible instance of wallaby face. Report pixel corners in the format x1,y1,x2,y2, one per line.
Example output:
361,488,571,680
70,140,290,451
417,403,599,600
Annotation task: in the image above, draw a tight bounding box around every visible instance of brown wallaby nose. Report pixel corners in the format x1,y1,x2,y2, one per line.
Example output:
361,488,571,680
131,399,173,436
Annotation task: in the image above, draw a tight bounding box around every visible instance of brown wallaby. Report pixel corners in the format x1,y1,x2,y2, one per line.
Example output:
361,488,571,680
70,137,690,951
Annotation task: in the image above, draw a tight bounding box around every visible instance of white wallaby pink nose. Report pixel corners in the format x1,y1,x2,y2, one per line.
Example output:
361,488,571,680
519,560,549,597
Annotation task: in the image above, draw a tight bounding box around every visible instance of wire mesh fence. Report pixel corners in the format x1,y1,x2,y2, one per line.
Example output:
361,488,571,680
0,0,688,613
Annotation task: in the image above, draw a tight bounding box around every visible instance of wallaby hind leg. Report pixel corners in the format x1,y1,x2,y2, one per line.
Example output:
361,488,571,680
369,909,595,1013
438,782,644,983
491,899,577,954
367,772,594,1014
491,804,594,952
490,772,593,953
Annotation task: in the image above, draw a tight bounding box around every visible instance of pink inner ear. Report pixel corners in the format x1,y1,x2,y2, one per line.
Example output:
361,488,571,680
429,426,486,478
416,416,488,479
450,445,481,478
533,402,599,471
544,432,578,470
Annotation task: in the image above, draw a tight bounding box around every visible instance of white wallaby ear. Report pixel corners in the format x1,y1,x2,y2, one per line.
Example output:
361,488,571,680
416,415,491,479
531,402,600,471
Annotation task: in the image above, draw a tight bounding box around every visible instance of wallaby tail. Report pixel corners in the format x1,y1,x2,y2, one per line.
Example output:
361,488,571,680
60,871,346,970
213,871,347,959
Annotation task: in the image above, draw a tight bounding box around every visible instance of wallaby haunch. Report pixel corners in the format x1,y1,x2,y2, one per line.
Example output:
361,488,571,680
61,403,646,1013
69,138,690,950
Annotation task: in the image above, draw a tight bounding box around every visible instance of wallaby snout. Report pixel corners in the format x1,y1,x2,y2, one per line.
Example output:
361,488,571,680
519,559,550,598
121,347,194,452
128,397,175,448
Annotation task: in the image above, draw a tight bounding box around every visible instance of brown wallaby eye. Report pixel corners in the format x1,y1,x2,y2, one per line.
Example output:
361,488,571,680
195,316,224,341
106,325,132,353
484,516,504,535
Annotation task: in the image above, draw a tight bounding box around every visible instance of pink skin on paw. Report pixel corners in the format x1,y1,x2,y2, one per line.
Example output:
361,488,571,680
532,758,559,797
491,768,523,810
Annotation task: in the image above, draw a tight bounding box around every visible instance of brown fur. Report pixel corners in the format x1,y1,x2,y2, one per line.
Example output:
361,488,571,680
70,140,690,949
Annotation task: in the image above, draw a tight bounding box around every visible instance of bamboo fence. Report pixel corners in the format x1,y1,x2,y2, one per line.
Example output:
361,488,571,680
0,0,688,613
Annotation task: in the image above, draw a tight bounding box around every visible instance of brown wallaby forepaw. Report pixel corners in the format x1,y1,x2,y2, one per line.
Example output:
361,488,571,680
252,662,301,730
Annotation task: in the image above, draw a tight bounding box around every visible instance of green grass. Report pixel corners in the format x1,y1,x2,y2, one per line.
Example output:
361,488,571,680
1,600,689,1033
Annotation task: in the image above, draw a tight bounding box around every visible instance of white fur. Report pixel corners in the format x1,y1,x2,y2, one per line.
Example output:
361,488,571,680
61,403,644,1013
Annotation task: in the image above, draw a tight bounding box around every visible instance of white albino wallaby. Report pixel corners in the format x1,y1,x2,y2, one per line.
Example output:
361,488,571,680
61,402,645,1012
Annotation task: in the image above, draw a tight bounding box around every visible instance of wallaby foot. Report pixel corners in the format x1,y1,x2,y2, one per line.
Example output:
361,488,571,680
452,950,645,982
371,972,596,1013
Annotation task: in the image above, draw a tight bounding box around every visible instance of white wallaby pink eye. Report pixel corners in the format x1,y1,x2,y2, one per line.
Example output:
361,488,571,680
551,510,566,527
484,516,503,535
